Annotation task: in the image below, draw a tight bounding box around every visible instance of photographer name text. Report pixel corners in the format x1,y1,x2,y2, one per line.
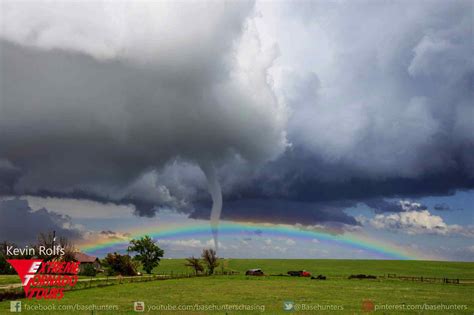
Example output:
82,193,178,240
6,245,65,256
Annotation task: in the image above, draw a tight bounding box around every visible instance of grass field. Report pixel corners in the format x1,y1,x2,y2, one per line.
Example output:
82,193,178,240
148,258,474,278
1,259,473,314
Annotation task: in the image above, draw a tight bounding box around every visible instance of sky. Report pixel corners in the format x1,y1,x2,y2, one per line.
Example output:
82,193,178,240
0,0,472,261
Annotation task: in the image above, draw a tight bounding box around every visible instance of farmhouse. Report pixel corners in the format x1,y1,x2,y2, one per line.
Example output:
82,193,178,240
73,252,101,272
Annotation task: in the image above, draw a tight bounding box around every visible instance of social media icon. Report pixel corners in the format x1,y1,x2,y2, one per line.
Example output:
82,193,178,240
283,301,294,311
134,301,145,312
362,299,375,312
10,301,21,312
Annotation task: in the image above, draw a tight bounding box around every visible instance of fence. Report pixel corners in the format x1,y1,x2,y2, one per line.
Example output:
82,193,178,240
385,273,474,284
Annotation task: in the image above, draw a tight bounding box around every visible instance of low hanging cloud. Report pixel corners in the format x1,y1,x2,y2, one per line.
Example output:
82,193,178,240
359,210,474,237
98,230,131,241
364,200,428,213
190,199,358,226
0,199,82,245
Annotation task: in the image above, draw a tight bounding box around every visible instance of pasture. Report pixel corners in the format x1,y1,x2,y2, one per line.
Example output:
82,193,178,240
0,259,472,314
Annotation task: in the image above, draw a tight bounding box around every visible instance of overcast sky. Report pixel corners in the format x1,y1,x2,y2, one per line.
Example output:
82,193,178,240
0,0,472,260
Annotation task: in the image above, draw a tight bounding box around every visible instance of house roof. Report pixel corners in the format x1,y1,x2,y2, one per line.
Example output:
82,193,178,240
73,252,97,263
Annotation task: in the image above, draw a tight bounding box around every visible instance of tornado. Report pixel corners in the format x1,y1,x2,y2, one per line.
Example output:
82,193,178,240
201,163,222,251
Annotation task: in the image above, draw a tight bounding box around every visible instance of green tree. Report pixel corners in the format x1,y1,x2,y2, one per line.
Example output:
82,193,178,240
0,241,15,274
127,236,164,274
185,256,204,275
201,248,219,275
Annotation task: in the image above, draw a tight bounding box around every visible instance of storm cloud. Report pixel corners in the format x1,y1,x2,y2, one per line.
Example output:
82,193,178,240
0,0,473,226
0,1,287,213
0,199,82,245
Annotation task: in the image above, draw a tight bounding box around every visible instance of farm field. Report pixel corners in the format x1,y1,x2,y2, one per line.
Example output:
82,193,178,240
0,259,473,314
4,259,472,284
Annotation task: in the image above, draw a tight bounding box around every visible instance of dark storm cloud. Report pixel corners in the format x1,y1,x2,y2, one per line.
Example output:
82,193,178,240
0,0,472,226
211,146,472,223
0,1,287,217
223,146,473,200
364,199,427,213
0,159,20,194
0,199,82,245
0,36,283,188
191,198,358,226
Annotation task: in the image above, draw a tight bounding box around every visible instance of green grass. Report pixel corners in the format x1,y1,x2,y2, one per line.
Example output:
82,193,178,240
222,259,474,278
1,259,473,314
155,258,474,279
3,259,472,285
0,275,18,286
0,275,123,286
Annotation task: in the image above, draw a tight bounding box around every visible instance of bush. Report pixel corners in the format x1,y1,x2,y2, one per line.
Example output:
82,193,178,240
348,274,377,279
0,254,15,275
102,252,138,276
80,263,97,277
0,290,25,302
0,241,15,275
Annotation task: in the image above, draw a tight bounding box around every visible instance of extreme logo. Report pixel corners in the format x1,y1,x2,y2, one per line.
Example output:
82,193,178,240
7,259,80,300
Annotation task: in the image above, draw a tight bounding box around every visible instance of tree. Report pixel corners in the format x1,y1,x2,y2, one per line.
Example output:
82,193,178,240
127,236,164,274
36,231,75,261
102,252,138,276
185,256,204,275
0,241,15,274
59,236,76,262
80,263,97,277
35,231,56,261
201,248,219,275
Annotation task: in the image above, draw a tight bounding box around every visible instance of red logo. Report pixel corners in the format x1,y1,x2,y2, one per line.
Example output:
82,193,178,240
362,299,375,312
8,259,80,300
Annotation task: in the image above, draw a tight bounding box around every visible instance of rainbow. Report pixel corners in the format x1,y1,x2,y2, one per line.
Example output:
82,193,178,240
79,221,429,260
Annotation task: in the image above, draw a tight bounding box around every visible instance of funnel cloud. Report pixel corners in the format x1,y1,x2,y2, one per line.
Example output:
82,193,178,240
201,163,223,249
